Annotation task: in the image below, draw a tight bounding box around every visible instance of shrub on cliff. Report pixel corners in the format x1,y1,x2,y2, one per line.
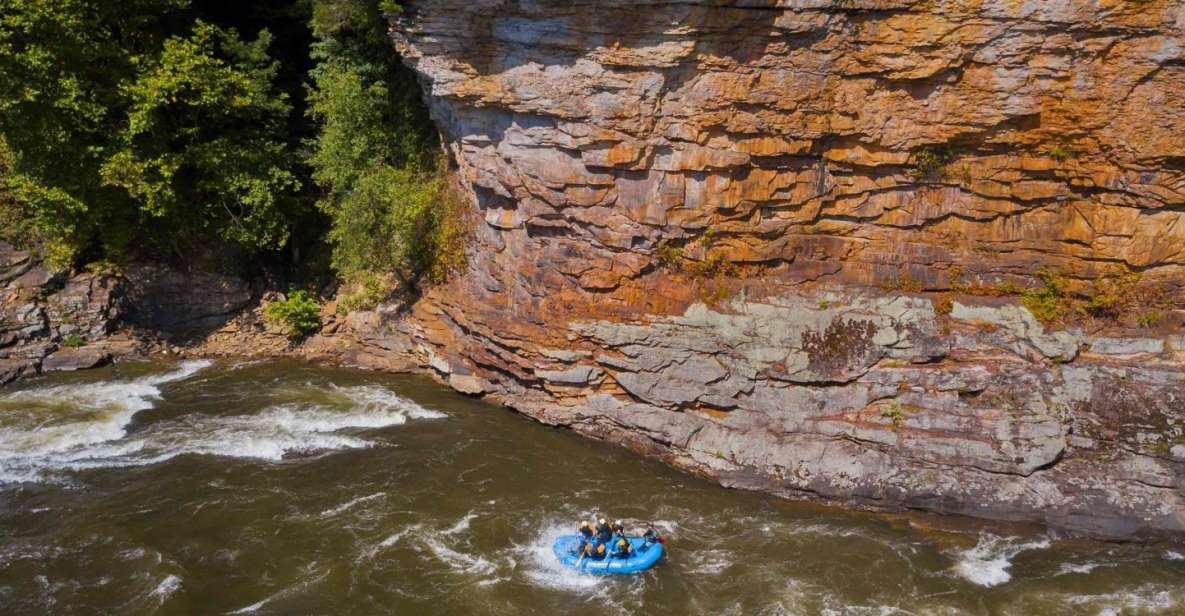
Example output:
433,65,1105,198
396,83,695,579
305,0,467,287
264,289,322,339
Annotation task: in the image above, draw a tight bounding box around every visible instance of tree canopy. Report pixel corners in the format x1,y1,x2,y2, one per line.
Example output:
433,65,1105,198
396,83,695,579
0,0,461,284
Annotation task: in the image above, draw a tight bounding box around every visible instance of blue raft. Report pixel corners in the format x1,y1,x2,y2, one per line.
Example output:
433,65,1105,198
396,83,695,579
552,536,664,574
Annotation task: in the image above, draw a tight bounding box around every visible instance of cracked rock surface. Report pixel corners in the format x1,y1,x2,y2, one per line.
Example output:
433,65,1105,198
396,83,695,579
385,0,1185,539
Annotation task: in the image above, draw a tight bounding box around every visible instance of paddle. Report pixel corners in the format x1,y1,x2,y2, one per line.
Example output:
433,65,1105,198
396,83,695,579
575,542,587,569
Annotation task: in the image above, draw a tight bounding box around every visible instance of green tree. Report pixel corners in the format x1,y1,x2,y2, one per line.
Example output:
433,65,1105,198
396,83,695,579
0,0,301,265
101,21,300,251
305,0,461,284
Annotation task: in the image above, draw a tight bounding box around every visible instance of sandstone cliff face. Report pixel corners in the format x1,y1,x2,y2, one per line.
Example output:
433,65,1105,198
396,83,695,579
386,0,1185,539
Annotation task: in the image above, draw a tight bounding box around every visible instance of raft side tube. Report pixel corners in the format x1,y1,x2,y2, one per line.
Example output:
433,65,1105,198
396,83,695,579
551,535,664,574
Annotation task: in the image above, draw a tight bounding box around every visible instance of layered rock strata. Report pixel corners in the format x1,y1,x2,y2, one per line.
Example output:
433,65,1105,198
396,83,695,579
384,0,1185,538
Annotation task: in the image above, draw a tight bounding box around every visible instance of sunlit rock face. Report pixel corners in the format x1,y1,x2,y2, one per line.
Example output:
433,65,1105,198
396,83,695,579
388,1,1185,539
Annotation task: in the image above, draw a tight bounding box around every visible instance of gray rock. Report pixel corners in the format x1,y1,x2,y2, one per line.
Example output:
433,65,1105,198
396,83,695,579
1088,336,1165,355
533,365,602,384
42,347,112,372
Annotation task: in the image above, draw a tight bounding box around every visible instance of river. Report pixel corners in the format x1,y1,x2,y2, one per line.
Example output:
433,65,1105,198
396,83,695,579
0,359,1181,615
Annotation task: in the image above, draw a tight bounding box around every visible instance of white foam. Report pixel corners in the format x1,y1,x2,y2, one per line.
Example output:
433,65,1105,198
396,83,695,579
320,492,385,518
415,534,498,576
0,361,211,482
356,527,415,563
150,574,182,599
1067,587,1177,614
686,549,733,575
443,511,477,535
951,533,1050,587
1054,561,1111,576
519,521,603,592
1165,551,1184,561
0,367,443,483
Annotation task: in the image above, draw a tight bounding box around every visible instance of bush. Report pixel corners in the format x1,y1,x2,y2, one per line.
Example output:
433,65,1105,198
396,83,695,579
305,3,466,287
1048,145,1073,162
881,403,905,427
264,289,322,339
1021,268,1069,323
62,334,86,348
656,240,684,268
337,271,393,314
1137,310,1163,328
1083,265,1140,319
909,147,951,182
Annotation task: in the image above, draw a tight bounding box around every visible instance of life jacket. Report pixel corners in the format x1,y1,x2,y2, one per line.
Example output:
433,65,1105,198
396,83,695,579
595,524,612,543
593,542,607,560
613,537,633,559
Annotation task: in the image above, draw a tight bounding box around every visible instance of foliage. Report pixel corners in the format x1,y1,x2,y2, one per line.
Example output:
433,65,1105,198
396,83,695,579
909,147,951,182
687,251,734,279
1021,268,1069,323
263,288,322,339
61,333,86,348
656,240,684,268
1048,145,1073,162
1082,265,1140,319
337,270,392,314
1137,310,1163,329
880,403,905,427
305,0,461,285
0,1,303,264
100,21,301,250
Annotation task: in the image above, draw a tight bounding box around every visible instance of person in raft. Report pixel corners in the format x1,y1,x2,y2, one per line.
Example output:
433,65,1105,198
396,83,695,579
594,518,613,544
575,519,612,561
575,518,658,560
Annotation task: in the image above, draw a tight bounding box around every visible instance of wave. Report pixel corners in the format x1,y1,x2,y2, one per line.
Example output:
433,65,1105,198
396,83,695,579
320,492,386,518
0,367,444,483
1054,560,1115,577
518,521,604,592
1066,586,1178,615
0,361,211,483
950,533,1050,587
150,574,182,600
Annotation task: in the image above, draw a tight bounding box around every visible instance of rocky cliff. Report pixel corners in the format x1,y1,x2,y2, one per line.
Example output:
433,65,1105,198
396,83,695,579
383,0,1185,539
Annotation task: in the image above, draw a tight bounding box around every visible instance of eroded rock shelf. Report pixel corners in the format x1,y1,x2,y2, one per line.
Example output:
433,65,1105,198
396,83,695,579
388,0,1185,539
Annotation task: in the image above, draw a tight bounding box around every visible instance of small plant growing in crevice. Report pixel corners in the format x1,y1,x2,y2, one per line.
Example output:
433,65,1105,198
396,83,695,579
656,239,684,268
1048,145,1073,163
1082,264,1140,319
264,288,322,340
1137,310,1163,328
62,334,86,348
934,295,953,315
909,147,952,182
879,271,925,293
687,251,734,279
1021,268,1069,323
881,402,906,427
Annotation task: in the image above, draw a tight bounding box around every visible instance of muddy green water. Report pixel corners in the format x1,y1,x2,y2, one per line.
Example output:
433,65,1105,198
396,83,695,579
0,359,1182,615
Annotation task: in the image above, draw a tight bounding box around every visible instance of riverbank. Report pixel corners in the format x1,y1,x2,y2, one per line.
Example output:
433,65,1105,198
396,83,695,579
4,240,1185,543
1,359,1182,614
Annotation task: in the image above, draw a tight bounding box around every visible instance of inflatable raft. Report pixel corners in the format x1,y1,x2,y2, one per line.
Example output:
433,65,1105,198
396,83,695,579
552,536,664,574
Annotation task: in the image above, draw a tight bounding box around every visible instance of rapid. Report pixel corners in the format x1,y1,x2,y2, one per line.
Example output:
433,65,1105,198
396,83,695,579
0,359,1181,615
